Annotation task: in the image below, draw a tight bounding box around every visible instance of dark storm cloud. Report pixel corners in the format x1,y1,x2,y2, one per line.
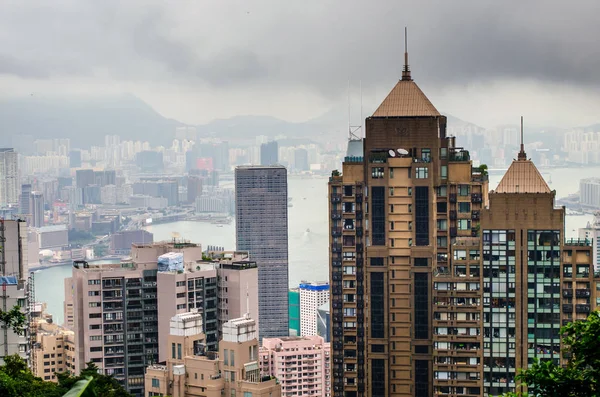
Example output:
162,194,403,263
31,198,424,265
1,0,600,95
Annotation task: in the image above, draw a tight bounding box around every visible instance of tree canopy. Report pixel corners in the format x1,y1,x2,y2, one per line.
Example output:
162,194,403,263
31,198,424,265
503,310,600,397
0,356,132,397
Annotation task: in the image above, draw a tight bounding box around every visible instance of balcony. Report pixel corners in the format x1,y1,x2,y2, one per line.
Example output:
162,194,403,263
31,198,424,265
576,289,590,297
563,304,573,313
331,211,342,220
450,228,457,238
332,244,342,253
331,194,342,203
564,238,592,247
576,304,590,313
449,211,457,220
471,194,483,203
449,149,470,162
563,289,573,298
331,227,342,237
471,210,480,221
449,194,457,203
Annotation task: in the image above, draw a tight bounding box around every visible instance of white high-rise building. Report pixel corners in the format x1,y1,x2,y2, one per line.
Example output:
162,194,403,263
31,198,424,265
579,212,600,271
0,148,19,206
299,281,329,336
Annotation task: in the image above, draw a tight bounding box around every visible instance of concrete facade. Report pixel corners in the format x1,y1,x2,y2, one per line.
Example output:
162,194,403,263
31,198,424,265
299,281,329,337
260,335,331,397
145,312,281,397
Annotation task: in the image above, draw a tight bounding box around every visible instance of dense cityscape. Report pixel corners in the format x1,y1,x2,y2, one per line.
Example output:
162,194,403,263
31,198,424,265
2,3,600,397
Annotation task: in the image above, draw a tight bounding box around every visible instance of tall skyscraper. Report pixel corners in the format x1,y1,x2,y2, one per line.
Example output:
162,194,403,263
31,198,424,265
328,48,489,396
0,148,19,206
328,47,600,397
20,184,32,215
260,141,279,166
30,191,45,228
75,169,95,189
235,165,289,340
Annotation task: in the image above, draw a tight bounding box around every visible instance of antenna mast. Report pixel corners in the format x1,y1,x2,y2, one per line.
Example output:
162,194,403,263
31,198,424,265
518,116,527,160
402,27,412,81
348,81,362,141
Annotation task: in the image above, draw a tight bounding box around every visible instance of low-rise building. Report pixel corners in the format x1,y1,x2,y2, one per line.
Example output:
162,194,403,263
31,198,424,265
145,312,281,397
31,306,76,381
260,335,330,397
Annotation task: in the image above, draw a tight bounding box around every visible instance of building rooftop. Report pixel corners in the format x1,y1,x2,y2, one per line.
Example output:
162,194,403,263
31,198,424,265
372,80,441,118
494,159,551,194
236,165,286,170
35,224,68,233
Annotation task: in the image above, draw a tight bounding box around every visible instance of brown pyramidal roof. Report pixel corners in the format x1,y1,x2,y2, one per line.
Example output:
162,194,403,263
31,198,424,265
494,159,551,194
372,80,441,117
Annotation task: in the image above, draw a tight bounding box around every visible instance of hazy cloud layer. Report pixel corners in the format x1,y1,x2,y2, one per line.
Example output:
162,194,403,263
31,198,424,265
1,0,600,127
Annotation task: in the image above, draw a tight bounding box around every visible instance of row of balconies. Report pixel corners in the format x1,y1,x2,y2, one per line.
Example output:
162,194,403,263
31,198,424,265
562,304,590,313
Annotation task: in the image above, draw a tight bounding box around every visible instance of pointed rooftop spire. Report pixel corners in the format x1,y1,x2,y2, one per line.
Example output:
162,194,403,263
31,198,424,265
518,116,527,161
402,27,412,81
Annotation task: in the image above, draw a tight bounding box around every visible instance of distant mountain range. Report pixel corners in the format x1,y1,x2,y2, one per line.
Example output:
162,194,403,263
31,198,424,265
0,94,595,151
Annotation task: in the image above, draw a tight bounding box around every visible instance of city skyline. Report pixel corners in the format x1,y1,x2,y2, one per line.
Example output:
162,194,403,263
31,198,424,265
1,2,600,128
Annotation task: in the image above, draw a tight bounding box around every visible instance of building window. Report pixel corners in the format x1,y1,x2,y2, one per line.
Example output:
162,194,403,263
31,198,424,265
370,273,385,339
437,219,447,231
88,291,99,296
152,379,160,388
224,349,229,365
415,167,428,179
390,168,394,178
172,343,176,359
371,167,384,179
230,350,235,366
458,219,471,230
244,392,253,397
458,202,471,213
389,187,394,196
441,165,447,179
415,187,429,246
440,148,448,159
371,187,386,245
421,148,431,162
177,343,182,360
458,185,470,196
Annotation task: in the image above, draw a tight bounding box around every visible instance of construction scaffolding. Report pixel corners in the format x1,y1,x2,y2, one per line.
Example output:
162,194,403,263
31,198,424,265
1,219,7,358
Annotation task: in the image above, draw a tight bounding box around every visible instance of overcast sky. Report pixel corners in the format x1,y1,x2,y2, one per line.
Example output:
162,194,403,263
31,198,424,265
1,0,600,129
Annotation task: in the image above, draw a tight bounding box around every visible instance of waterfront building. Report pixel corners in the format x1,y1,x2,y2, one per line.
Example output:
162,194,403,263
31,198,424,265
109,230,154,255
579,212,600,270
30,191,45,228
145,312,281,397
580,177,600,209
260,335,330,397
299,281,329,337
235,165,289,340
289,289,301,336
260,141,279,166
20,184,32,216
0,148,19,206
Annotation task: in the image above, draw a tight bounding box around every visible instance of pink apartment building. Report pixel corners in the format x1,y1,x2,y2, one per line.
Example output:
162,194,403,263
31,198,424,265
260,335,331,397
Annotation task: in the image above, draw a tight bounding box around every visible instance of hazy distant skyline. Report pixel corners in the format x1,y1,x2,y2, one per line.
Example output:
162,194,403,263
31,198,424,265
1,1,600,129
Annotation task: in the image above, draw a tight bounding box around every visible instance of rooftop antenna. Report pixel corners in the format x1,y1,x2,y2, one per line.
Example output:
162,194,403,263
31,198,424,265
402,27,412,81
518,116,527,160
348,81,362,141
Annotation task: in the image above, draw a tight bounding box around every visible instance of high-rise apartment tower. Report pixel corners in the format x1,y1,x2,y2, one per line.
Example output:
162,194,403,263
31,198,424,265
0,148,19,206
328,48,488,396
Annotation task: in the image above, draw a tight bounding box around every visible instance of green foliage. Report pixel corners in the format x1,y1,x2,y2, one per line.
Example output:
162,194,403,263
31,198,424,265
501,311,600,397
0,356,132,397
0,305,27,335
478,163,489,176
62,377,93,397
